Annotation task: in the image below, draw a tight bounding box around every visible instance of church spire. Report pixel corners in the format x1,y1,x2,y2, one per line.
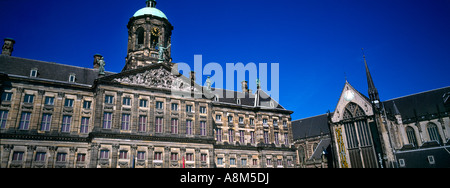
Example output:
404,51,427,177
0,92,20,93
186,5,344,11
362,48,380,109
146,0,157,7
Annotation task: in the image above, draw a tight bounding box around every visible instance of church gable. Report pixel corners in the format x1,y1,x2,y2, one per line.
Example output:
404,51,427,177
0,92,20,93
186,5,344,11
100,64,199,93
331,81,374,123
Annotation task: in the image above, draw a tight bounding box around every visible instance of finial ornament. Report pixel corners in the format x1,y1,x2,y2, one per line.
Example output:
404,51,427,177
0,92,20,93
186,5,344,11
146,0,157,8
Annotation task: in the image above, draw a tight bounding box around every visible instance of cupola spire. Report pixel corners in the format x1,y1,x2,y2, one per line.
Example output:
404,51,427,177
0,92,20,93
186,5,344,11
146,0,157,7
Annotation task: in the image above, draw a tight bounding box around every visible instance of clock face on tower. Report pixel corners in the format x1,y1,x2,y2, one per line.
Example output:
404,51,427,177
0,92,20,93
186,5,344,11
152,27,160,36
344,90,355,102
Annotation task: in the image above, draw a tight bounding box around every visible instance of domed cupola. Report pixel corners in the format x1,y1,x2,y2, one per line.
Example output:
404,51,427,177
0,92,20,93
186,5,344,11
124,0,174,71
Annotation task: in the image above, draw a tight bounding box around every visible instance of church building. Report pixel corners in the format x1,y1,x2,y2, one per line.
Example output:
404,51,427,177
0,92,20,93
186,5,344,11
292,52,450,168
0,0,296,168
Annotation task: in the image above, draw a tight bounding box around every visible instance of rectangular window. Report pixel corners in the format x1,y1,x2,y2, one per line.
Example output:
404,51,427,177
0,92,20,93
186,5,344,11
171,103,178,111
103,112,113,129
156,101,164,110
100,150,110,159
274,132,279,145
105,95,114,104
77,153,86,162
121,114,131,130
186,120,193,135
186,105,192,112
200,121,206,136
171,118,178,134
266,159,272,166
19,112,31,130
230,158,236,165
216,115,222,121
0,110,9,129
277,159,282,167
83,101,91,109
61,115,72,133
30,69,38,77
200,106,206,114
69,74,76,83
171,153,178,161
263,119,268,126
64,99,74,107
139,115,147,132
24,94,34,103
140,99,148,108
264,131,269,144
56,153,67,162
228,129,234,143
284,133,289,145
241,158,247,166
137,151,145,160
283,121,287,128
217,158,223,165
250,118,254,126
186,153,194,161
239,117,244,123
123,97,131,106
119,151,128,159
228,116,233,123
155,117,163,133
240,130,245,144
44,97,54,105
35,152,46,162
154,152,162,161
13,152,24,161
250,131,255,144
80,117,89,133
1,92,12,102
40,113,52,131
216,128,222,142
253,159,258,166
273,119,278,127
201,154,207,162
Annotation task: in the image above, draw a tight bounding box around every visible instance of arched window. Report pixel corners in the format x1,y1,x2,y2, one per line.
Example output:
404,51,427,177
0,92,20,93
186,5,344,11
136,28,145,45
406,126,418,147
427,123,442,144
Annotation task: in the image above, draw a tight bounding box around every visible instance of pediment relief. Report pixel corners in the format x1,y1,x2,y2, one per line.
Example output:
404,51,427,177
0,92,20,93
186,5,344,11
111,66,198,93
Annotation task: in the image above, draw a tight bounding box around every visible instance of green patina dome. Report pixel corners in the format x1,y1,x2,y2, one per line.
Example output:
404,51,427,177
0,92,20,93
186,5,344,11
133,0,168,20
133,7,168,20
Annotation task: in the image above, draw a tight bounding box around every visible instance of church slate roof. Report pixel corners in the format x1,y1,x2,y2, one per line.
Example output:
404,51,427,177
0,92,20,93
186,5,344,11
292,113,331,141
0,55,115,86
383,86,450,124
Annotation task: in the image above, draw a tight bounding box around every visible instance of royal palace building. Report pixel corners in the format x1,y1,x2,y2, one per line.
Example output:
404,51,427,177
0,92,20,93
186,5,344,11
0,0,296,168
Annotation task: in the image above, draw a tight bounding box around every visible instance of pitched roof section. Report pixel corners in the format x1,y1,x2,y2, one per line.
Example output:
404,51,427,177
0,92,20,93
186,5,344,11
0,55,115,86
383,86,450,123
210,88,288,111
292,114,331,140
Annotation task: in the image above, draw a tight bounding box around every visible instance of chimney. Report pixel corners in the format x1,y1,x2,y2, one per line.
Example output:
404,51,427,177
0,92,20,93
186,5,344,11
93,54,103,69
2,38,15,56
241,81,249,93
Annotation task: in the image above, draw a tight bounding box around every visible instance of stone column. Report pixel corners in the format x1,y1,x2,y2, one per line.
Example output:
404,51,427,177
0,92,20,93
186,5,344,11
89,143,99,168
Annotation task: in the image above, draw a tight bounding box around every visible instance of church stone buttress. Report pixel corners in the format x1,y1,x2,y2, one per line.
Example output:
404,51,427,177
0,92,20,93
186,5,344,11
124,0,174,71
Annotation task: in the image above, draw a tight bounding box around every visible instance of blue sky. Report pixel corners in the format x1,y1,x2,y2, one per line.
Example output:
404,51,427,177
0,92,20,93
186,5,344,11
1,0,449,120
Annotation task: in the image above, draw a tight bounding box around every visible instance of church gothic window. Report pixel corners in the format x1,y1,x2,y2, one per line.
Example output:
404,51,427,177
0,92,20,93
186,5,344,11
342,102,377,168
406,126,418,147
427,123,442,144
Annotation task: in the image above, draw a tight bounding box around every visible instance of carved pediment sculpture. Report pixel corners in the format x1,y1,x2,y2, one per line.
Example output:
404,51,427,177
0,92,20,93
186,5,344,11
113,66,197,93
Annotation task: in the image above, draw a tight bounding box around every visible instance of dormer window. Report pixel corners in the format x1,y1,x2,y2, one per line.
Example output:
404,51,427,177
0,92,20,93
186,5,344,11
237,98,241,105
69,74,76,83
30,68,38,77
